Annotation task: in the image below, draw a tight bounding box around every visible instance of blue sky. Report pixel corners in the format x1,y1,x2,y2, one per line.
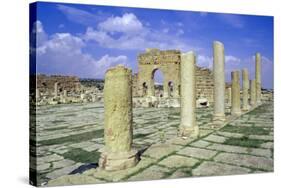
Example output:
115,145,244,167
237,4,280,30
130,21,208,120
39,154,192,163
31,2,274,89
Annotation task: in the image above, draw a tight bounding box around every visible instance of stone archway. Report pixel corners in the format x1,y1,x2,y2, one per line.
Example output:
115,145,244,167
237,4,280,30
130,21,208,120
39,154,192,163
137,49,181,98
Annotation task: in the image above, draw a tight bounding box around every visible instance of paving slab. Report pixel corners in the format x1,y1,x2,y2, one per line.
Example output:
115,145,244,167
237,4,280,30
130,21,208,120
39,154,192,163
158,155,199,169
177,146,218,160
214,153,273,171
192,161,251,176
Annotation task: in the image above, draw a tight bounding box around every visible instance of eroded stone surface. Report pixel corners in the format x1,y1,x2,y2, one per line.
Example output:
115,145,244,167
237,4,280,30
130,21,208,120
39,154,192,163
192,161,250,176
177,146,218,160
159,155,199,168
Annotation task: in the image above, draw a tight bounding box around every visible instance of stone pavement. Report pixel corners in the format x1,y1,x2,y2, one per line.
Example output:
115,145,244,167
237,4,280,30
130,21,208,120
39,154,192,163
33,101,273,186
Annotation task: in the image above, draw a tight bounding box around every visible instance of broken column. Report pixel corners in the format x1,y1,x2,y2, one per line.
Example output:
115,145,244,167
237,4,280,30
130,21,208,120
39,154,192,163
178,51,199,138
99,65,138,171
54,82,58,97
250,79,257,107
231,71,241,116
212,41,225,123
242,69,250,111
255,53,262,104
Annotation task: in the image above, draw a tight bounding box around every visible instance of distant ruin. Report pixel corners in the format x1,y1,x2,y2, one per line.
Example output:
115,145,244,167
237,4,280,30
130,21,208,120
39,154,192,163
133,49,214,103
36,74,81,93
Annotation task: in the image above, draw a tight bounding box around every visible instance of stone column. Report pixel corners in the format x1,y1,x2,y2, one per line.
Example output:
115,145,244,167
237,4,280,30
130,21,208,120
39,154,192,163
99,65,138,171
242,69,250,111
54,82,58,97
63,90,67,97
178,51,199,138
36,89,40,99
163,80,169,98
250,79,257,107
227,87,232,107
212,41,225,123
255,53,262,104
231,71,241,116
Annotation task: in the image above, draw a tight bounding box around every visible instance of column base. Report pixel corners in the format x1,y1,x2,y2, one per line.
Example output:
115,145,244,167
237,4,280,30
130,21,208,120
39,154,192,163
178,125,199,139
212,114,226,124
231,111,242,116
99,149,139,171
242,106,250,111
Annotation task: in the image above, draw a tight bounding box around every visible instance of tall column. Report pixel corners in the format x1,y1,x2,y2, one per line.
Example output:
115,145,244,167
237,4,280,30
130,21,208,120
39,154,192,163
178,51,199,138
231,71,241,116
212,41,225,123
54,82,58,97
250,79,257,107
227,87,232,107
242,69,250,111
99,65,138,171
255,53,262,104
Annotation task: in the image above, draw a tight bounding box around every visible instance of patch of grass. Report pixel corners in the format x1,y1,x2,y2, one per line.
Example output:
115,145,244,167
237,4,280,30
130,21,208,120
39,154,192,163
62,148,100,163
39,129,104,146
221,125,270,135
224,136,265,148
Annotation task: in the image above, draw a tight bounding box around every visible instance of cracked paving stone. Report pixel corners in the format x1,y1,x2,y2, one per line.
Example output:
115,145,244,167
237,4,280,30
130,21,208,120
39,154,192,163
190,140,211,148
158,155,199,169
214,153,273,171
143,143,182,159
203,135,226,143
192,161,251,176
177,146,218,160
128,165,170,181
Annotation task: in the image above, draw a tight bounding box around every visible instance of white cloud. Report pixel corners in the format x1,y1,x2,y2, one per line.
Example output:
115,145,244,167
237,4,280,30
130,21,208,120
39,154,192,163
225,55,241,64
197,55,213,68
34,21,128,78
98,13,143,34
176,29,184,36
84,13,194,51
162,28,169,33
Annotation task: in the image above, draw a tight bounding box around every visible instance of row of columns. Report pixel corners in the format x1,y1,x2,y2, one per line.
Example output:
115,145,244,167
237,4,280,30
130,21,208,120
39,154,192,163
213,41,262,121
99,41,262,171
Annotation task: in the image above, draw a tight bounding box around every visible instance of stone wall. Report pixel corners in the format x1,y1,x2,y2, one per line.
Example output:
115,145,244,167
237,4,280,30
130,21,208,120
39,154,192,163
36,74,81,93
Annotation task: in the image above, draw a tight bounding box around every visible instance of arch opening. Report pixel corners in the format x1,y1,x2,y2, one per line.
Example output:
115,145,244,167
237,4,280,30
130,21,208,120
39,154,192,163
152,69,164,97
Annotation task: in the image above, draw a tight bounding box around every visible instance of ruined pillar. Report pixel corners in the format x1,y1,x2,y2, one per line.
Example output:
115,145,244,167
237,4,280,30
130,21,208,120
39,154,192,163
36,89,40,99
255,53,262,104
212,41,225,123
163,80,169,98
250,79,257,107
178,51,199,138
231,71,241,116
242,69,250,111
99,65,138,171
54,82,58,97
227,87,232,107
63,90,67,97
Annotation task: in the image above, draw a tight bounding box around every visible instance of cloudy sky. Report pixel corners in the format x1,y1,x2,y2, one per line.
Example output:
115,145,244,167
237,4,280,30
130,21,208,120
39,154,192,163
31,2,273,89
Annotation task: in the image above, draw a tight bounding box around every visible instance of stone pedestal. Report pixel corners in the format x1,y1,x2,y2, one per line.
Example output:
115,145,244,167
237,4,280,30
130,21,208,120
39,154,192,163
255,53,262,104
212,41,225,123
178,51,199,139
99,65,138,171
231,71,241,116
250,79,257,107
242,69,250,111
